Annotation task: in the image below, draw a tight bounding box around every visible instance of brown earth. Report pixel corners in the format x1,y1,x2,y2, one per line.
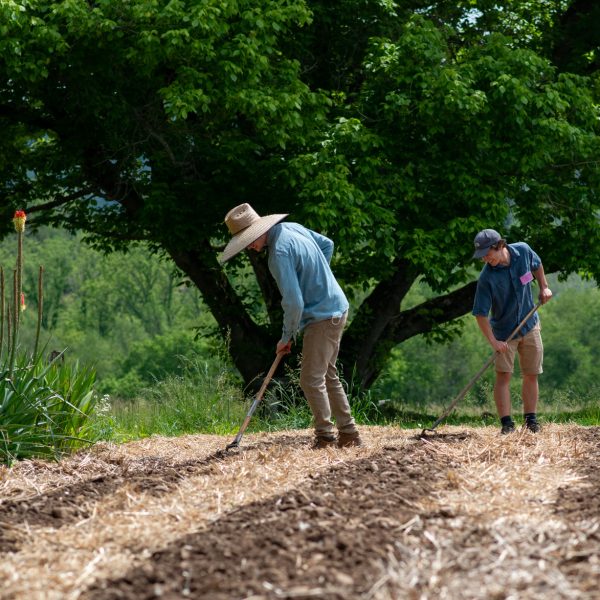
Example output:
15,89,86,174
0,424,599,599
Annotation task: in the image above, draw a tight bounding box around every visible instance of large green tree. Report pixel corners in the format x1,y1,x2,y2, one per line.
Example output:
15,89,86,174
1,0,599,388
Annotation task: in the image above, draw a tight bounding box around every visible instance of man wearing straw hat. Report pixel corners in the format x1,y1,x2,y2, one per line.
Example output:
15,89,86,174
220,203,362,449
472,229,553,435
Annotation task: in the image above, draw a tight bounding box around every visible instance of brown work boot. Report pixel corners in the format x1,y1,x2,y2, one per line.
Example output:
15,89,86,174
337,431,362,448
313,435,336,449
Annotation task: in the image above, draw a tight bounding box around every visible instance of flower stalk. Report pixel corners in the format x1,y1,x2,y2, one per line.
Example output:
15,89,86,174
9,270,18,374
34,266,44,359
13,210,25,329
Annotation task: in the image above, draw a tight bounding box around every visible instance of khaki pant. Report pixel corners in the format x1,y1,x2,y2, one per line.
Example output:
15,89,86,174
495,323,544,375
299,312,357,437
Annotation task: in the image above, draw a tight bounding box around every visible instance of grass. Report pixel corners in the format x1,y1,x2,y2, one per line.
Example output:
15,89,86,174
90,356,249,441
3,341,595,453
92,356,600,443
537,405,600,426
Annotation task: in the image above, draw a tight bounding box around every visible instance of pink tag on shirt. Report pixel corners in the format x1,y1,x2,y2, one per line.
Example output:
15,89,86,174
520,271,533,285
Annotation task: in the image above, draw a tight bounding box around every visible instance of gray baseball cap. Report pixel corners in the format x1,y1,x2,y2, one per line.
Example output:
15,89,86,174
473,228,501,258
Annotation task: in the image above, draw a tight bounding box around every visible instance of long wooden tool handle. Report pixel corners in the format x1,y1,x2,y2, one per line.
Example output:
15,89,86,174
254,351,285,402
226,352,285,449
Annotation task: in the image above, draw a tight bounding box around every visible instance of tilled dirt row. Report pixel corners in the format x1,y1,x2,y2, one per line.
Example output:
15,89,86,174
1,426,599,599
85,441,441,599
85,427,599,600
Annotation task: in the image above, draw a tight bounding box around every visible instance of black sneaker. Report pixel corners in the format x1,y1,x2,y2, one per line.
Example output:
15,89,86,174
525,420,541,433
500,422,515,435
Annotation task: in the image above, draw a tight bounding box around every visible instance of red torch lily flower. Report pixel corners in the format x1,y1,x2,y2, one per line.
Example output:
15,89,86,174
13,210,27,232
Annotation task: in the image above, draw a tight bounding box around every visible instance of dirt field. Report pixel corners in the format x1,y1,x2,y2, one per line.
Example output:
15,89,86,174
1,424,599,599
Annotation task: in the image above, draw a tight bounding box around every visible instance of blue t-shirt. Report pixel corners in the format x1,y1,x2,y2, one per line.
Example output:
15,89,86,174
267,223,349,342
472,242,541,341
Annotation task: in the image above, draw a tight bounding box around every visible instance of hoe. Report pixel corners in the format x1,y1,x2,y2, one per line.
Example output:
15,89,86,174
226,351,285,450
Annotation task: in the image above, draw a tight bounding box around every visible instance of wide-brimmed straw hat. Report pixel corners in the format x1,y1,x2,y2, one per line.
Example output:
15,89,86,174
220,203,288,263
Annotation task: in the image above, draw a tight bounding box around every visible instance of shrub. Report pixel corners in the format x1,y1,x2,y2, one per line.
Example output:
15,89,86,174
0,352,97,464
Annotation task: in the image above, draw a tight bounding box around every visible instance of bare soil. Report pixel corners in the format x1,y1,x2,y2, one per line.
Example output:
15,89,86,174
1,424,599,599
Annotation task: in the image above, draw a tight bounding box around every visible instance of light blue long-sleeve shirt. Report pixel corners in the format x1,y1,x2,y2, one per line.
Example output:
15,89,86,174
266,222,349,342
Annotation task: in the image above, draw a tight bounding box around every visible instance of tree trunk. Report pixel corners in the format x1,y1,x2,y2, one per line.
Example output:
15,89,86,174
550,0,600,74
341,280,477,389
167,246,276,384
340,258,417,385
247,251,283,328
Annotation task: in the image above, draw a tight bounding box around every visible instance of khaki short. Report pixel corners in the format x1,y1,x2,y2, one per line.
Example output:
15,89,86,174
495,324,543,375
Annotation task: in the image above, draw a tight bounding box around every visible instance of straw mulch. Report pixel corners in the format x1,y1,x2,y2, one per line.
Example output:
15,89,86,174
0,424,599,599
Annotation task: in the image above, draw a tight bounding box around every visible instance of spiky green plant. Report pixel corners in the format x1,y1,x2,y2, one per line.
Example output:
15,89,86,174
0,353,97,464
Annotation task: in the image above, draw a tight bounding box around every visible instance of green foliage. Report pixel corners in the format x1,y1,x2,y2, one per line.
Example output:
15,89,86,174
100,331,215,398
0,0,324,245
372,318,490,409
540,283,600,395
292,16,600,291
0,352,97,465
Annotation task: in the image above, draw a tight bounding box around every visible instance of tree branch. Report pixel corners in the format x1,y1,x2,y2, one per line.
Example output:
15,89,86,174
26,188,96,214
248,250,282,328
389,281,477,343
343,257,418,375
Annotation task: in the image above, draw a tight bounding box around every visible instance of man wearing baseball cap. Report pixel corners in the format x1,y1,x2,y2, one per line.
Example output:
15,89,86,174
472,229,553,434
220,203,362,449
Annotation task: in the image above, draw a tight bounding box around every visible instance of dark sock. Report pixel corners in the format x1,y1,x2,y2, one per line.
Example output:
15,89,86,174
501,415,514,426
524,412,538,423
